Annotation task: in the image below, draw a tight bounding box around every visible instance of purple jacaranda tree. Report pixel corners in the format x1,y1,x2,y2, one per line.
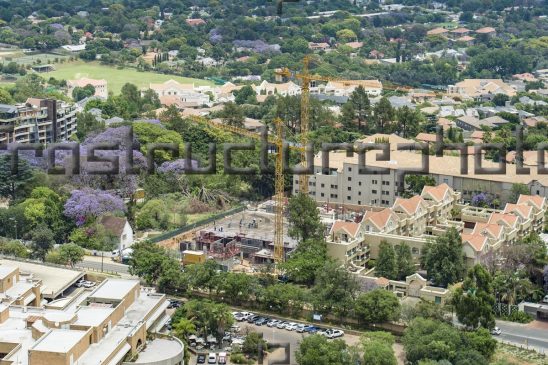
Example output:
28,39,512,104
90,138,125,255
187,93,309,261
471,192,492,208
64,188,126,226
158,159,198,174
209,28,223,44
233,40,280,54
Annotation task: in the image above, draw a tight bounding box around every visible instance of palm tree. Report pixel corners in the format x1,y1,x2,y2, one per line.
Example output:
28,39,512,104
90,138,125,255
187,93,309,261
172,318,196,340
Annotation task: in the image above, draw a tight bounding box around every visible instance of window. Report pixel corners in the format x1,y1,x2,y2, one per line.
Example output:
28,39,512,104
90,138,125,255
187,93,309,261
372,180,378,184
330,194,338,198
382,190,389,195
321,193,325,197
382,181,390,186
435,296,441,304
347,196,351,200
348,167,352,172
348,177,352,181
358,201,362,205
358,181,362,186
321,183,325,188
347,187,352,191
331,184,338,189
372,189,377,194
358,191,361,196
443,178,449,184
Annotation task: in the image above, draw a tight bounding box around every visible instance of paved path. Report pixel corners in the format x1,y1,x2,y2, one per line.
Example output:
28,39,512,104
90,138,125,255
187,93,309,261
76,256,130,275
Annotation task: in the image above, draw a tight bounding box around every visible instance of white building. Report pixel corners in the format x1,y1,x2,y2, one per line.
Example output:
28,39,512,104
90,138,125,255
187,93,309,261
318,80,383,97
255,80,301,97
99,216,134,251
67,78,108,99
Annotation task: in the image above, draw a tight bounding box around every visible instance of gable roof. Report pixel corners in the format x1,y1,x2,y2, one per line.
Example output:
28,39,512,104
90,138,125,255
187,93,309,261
330,221,361,238
415,133,437,143
503,203,533,219
517,195,546,211
476,27,496,34
150,79,195,91
488,212,519,228
393,196,426,215
100,216,129,238
472,222,504,239
421,183,451,202
427,27,448,35
461,233,488,252
363,208,399,230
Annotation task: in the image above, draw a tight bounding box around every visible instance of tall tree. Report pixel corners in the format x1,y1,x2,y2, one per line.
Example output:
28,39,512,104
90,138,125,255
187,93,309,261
0,155,33,200
220,102,245,128
454,265,496,329
396,105,422,138
354,289,400,324
30,224,55,261
296,335,352,365
376,241,396,279
348,86,371,131
421,227,466,287
373,97,395,133
395,243,415,280
287,193,324,242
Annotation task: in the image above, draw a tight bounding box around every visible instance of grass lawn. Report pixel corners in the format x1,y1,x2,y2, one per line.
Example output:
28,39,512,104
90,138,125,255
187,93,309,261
42,61,214,94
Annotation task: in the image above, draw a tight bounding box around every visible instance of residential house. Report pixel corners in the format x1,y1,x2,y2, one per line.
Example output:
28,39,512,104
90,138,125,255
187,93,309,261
326,221,370,268
448,79,517,101
450,27,470,37
456,35,475,46
415,133,438,145
475,27,497,38
308,42,330,51
319,80,383,97
186,18,206,26
67,78,108,99
256,80,301,97
100,216,134,251
427,27,449,36
455,115,509,131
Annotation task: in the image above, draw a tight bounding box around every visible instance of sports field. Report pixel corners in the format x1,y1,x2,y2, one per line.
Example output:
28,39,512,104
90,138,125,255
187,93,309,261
43,61,214,94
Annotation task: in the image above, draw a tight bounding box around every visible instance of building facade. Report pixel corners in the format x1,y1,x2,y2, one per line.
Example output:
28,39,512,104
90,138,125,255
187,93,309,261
0,98,78,144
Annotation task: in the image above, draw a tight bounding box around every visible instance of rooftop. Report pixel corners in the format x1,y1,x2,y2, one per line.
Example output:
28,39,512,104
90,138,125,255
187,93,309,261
31,329,89,353
89,279,139,301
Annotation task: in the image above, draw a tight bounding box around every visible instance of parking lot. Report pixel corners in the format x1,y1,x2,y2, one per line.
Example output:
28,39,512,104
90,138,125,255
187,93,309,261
187,311,361,365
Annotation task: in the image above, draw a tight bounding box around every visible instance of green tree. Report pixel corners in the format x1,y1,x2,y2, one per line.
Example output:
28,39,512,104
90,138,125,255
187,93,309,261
362,340,397,365
354,289,400,324
220,102,245,128
509,183,530,204
172,318,196,339
404,175,436,196
0,88,15,104
72,84,95,101
395,243,415,280
492,93,509,107
217,272,258,305
30,224,55,261
280,238,328,286
58,243,85,267
348,86,371,131
373,97,395,133
0,155,34,200
422,228,466,287
234,85,257,105
463,328,496,360
454,264,496,329
296,335,351,365
376,241,396,279
397,105,423,138
0,239,29,258
135,199,170,230
242,332,268,359
287,193,324,242
75,112,105,141
403,318,463,364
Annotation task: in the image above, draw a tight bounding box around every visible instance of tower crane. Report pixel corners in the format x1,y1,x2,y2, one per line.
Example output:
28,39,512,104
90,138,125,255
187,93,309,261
189,116,303,266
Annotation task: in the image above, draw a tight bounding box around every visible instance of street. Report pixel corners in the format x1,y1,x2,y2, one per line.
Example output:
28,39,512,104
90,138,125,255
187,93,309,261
76,255,130,274
495,320,548,354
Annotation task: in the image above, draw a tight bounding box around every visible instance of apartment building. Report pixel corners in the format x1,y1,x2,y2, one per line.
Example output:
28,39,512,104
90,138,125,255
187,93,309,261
447,78,516,100
0,98,78,144
0,269,183,365
295,137,547,207
317,80,383,97
325,180,546,268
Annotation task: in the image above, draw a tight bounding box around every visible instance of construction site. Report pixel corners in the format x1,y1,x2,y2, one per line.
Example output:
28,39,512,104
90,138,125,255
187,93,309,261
189,201,298,268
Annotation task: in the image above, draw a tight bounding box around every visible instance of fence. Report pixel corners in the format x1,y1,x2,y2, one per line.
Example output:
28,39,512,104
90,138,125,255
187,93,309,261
148,205,246,244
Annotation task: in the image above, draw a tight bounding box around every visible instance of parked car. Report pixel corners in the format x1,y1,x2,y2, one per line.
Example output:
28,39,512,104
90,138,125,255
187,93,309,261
235,312,252,321
329,329,344,338
255,317,269,326
207,353,217,364
218,352,227,364
222,332,232,342
285,322,298,331
246,315,259,323
317,329,329,337
304,325,319,334
491,327,502,336
267,319,280,327
276,321,288,329
296,324,306,333
196,354,206,364
167,300,181,309
542,295,548,304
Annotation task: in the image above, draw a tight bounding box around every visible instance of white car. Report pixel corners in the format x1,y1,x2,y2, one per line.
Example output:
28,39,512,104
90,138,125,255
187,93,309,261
329,329,344,338
295,324,306,333
491,327,502,336
276,321,288,329
267,319,280,327
82,281,96,288
285,322,298,331
207,353,217,364
237,312,252,321
542,295,548,304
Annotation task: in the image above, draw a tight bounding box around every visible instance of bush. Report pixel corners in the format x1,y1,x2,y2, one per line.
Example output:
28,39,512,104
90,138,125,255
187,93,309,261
229,353,252,364
501,311,533,323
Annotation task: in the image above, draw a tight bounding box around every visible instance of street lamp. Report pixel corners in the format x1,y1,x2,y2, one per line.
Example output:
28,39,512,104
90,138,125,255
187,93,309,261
9,218,17,240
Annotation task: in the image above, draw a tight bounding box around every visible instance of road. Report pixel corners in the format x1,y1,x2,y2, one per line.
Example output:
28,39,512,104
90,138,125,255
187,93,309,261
495,320,548,354
76,255,130,274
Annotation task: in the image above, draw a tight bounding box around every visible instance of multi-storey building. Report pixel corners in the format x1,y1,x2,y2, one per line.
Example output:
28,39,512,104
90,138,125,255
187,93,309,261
0,98,78,144
326,183,546,268
295,135,547,207
0,264,183,365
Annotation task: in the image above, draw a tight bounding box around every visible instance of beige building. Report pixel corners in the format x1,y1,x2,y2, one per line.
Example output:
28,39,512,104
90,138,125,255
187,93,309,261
295,139,547,207
67,78,108,99
316,80,383,97
0,98,77,144
255,80,301,97
447,79,516,100
0,269,182,365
